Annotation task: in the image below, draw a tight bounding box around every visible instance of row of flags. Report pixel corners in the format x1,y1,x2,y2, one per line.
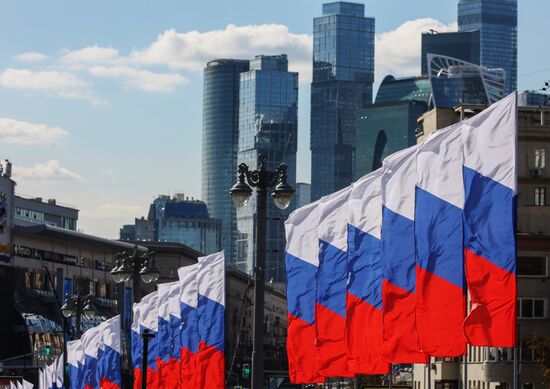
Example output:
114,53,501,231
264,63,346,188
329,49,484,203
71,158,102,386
284,93,518,383
131,251,225,389
38,354,63,389
66,315,122,389
62,251,226,389
9,379,33,389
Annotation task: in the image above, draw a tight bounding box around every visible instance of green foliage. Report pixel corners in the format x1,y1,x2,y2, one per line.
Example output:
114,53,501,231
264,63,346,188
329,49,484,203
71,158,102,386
528,333,550,383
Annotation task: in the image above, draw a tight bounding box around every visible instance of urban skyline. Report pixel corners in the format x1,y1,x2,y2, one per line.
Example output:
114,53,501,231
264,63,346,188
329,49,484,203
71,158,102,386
0,0,548,238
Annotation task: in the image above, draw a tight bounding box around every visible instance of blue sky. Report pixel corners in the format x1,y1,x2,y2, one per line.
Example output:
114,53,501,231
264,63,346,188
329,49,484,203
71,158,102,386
0,0,548,237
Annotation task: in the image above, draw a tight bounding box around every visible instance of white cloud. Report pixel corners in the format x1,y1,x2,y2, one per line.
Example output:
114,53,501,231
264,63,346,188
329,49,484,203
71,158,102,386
0,118,68,145
13,160,84,182
89,65,187,92
13,52,48,62
130,24,313,81
376,18,457,82
0,68,103,104
60,45,120,67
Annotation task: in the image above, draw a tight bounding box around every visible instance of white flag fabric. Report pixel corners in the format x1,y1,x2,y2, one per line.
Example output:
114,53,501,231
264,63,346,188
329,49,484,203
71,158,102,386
22,379,34,389
55,355,64,388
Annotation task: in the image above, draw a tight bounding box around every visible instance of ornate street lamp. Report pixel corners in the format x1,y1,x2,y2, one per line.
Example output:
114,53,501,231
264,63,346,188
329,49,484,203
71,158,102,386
110,246,159,303
61,293,97,339
230,153,294,389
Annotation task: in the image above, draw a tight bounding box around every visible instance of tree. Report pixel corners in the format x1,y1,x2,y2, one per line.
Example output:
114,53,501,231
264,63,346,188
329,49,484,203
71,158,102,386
528,333,550,384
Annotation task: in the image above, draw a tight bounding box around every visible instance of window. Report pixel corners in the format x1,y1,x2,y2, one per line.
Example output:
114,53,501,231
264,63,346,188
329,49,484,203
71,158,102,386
486,347,513,362
517,298,546,319
517,256,548,277
535,148,546,169
535,187,546,206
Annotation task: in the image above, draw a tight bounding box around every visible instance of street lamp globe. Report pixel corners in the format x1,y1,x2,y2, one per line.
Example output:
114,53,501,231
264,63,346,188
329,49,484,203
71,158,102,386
140,254,160,284
60,300,74,318
230,181,253,208
83,300,96,316
140,269,160,284
117,260,133,283
272,180,294,210
110,266,124,283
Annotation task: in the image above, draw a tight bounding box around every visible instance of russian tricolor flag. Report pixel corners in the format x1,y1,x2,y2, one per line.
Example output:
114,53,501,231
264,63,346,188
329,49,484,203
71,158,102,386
316,186,354,378
196,251,225,388
97,315,122,389
131,291,159,389
415,123,467,357
381,145,429,363
347,169,391,374
157,281,182,388
285,200,323,384
178,264,199,388
81,323,102,389
462,92,517,346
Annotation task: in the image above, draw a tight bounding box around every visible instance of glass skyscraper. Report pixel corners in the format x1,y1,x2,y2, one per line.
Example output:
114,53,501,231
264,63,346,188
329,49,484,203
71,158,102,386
421,30,480,75
458,0,517,94
202,59,249,263
310,1,375,201
355,75,430,177
236,54,298,285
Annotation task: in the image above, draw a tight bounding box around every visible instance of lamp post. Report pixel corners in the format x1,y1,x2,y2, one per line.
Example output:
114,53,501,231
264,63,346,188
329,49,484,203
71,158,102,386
110,246,160,303
60,293,97,339
230,153,294,389
140,329,155,389
110,246,159,388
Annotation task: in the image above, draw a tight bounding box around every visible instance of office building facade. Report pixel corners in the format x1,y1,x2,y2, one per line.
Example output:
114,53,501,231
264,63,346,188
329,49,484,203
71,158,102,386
458,0,517,94
120,194,221,255
202,59,250,264
294,183,311,209
355,75,430,177
310,1,375,201
427,54,505,108
421,30,480,75
236,54,298,285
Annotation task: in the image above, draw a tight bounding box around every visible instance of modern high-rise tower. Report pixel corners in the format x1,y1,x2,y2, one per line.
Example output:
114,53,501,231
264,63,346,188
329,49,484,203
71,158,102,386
202,59,249,263
421,30,480,75
310,1,375,201
236,54,298,285
458,0,517,94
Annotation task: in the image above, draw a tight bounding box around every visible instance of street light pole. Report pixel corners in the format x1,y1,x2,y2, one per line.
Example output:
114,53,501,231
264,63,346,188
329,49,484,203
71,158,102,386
140,329,155,389
252,183,267,389
110,246,160,387
230,153,295,389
